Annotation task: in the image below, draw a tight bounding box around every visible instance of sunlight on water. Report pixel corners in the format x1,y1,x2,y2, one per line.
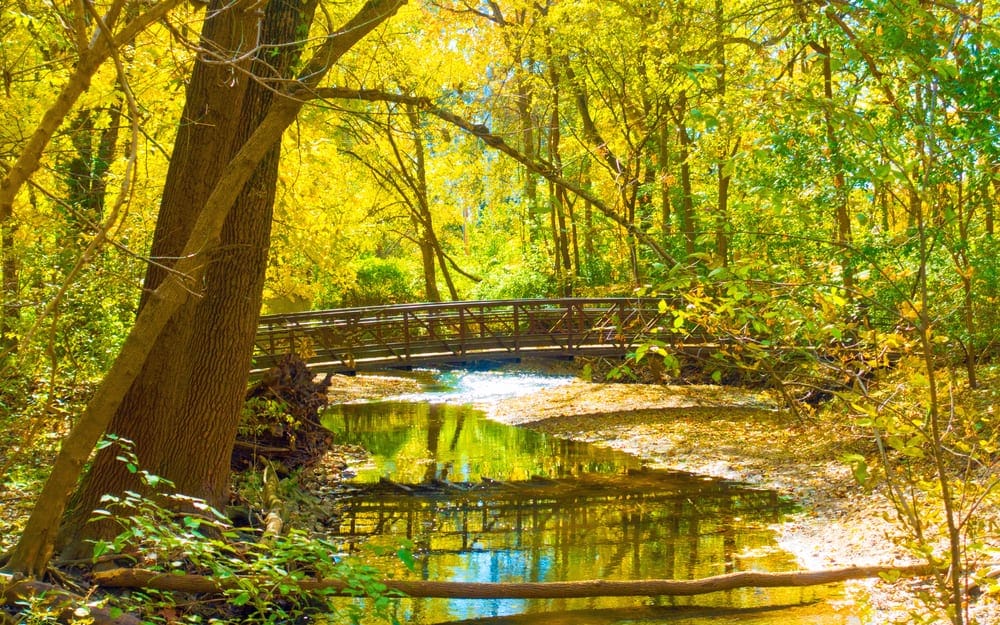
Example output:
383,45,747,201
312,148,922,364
386,369,575,405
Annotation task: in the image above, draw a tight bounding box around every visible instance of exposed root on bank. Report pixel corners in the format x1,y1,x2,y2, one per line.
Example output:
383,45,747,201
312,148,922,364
233,354,334,475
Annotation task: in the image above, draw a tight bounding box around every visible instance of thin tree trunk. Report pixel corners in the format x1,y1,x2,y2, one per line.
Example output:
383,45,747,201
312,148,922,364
659,122,672,242
419,223,441,301
821,39,852,294
516,75,539,243
548,100,572,293
1,221,17,352
568,190,580,282
405,105,456,300
404,106,443,301
989,168,997,236
431,233,458,300
676,93,696,256
714,0,730,266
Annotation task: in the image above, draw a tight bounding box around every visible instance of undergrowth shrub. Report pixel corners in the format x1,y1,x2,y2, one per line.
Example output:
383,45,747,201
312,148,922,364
86,437,411,625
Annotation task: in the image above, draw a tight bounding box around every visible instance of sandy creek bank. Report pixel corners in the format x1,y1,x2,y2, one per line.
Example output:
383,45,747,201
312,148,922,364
319,372,999,625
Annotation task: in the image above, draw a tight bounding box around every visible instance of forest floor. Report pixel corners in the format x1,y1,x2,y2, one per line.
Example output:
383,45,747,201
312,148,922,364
320,369,1000,625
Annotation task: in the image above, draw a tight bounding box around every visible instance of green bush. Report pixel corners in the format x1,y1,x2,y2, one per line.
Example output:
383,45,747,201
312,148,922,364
83,437,410,625
470,255,552,300
342,258,416,307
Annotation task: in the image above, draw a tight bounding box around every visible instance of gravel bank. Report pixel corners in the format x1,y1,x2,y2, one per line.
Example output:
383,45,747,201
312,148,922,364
475,379,998,625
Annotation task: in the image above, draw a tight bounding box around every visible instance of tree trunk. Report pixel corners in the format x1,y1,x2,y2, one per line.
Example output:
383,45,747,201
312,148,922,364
404,107,443,302
11,0,408,576
57,0,406,559
714,2,731,266
675,92,696,256
406,106,458,301
989,168,997,236
659,122,673,243
515,74,539,244
821,39,852,295
56,0,268,556
1,221,17,352
418,220,441,301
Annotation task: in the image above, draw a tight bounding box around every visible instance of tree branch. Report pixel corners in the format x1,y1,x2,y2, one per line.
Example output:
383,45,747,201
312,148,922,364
314,87,680,267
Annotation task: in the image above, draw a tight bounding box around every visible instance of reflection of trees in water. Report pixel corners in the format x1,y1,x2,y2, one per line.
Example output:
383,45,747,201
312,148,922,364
322,401,641,483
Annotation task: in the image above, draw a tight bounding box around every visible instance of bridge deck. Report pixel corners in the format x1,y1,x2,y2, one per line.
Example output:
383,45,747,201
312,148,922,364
253,298,681,374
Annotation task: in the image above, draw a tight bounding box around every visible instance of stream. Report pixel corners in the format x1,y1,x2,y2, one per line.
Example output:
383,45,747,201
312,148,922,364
320,370,861,625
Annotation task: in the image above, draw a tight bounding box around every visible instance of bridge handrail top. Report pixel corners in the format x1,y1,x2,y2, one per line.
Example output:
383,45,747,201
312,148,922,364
259,297,673,324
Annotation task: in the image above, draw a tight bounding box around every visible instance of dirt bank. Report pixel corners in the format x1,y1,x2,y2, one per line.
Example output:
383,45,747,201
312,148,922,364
473,379,997,625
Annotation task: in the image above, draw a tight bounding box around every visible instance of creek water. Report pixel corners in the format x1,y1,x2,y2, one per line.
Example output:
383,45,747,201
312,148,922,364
320,370,861,625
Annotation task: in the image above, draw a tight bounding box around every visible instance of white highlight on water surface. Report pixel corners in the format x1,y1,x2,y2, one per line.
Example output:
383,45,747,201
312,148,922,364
387,369,575,405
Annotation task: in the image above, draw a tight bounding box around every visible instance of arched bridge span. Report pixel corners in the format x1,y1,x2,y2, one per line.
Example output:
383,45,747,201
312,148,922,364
253,298,679,374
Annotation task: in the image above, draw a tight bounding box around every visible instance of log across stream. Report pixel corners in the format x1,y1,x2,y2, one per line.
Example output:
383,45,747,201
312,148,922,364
313,370,863,624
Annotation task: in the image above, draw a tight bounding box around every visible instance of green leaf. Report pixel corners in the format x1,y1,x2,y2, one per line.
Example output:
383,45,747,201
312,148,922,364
879,569,902,583
92,540,110,559
842,453,869,487
231,591,252,606
397,547,416,571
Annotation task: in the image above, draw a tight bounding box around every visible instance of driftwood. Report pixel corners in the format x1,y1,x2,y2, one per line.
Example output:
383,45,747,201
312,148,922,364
260,462,284,541
93,564,934,599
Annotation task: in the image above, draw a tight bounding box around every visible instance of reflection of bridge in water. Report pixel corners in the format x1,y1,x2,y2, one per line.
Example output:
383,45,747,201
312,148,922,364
332,471,791,582
254,298,700,374
321,394,843,622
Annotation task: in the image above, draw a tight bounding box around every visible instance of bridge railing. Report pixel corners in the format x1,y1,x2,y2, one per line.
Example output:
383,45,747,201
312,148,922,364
253,297,676,373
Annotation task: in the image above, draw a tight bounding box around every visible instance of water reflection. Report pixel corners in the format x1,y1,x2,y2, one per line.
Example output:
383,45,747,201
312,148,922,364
321,395,857,624
325,401,636,484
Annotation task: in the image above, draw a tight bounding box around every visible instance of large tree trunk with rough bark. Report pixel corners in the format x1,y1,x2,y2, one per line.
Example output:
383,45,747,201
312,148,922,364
53,0,407,560
56,0,315,558
9,0,406,578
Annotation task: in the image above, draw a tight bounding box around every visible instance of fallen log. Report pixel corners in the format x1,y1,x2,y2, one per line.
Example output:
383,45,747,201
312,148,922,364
94,563,935,599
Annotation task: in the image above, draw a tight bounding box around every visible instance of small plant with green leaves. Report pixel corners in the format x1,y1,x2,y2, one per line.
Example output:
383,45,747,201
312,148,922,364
239,397,299,440
86,437,410,624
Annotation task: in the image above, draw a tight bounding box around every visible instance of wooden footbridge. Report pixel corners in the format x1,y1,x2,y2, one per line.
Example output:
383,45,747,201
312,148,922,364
253,297,686,375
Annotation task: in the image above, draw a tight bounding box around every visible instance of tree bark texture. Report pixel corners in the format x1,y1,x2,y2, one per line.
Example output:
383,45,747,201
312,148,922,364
13,0,407,575
58,0,316,557
56,0,408,561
